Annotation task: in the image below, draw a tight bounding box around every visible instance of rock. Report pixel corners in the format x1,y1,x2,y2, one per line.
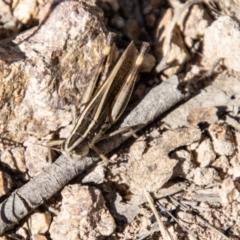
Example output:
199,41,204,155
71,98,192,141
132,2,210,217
31,234,48,240
192,167,218,186
141,53,156,72
203,16,240,72
212,156,230,174
208,123,235,156
177,3,213,49
28,211,51,235
195,138,216,167
49,185,115,240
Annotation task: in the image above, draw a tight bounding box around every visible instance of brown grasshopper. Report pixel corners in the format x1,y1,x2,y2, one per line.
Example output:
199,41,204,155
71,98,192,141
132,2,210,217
60,33,149,161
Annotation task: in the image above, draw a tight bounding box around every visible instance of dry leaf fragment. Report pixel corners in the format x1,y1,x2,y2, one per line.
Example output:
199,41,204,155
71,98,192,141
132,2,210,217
154,8,190,76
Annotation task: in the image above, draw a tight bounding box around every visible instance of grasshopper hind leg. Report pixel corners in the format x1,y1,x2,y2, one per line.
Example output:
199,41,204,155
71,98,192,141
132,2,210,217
80,32,117,107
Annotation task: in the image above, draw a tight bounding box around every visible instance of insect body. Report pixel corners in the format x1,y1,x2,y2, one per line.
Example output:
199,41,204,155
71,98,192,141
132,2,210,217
61,33,149,161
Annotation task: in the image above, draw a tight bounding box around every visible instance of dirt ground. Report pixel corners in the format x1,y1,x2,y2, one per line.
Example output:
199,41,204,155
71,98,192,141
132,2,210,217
0,0,240,239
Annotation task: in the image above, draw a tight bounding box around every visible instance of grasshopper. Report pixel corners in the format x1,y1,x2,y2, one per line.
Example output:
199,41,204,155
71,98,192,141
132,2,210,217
61,33,149,161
